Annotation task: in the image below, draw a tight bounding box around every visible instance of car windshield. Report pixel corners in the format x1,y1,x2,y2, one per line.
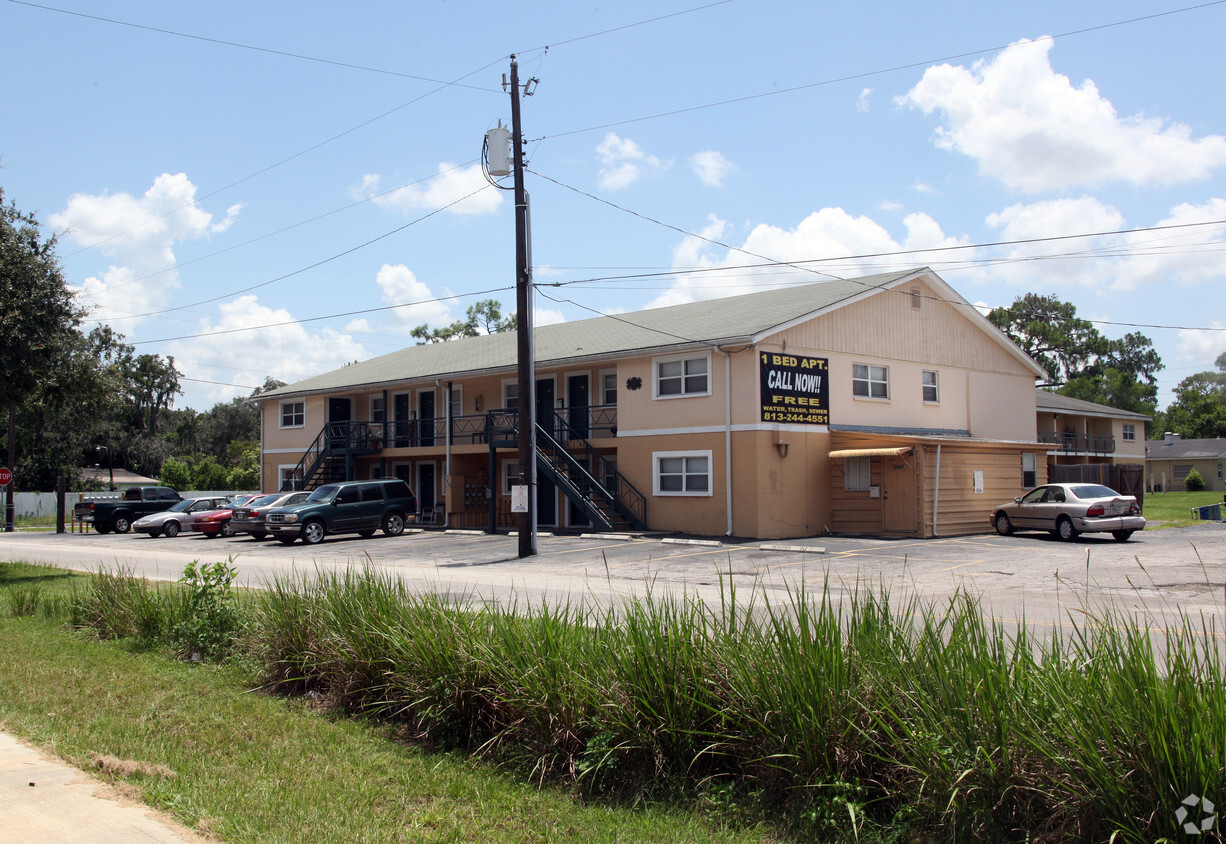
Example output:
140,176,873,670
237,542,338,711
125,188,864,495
167,499,195,512
1069,485,1120,499
249,494,282,507
307,485,339,503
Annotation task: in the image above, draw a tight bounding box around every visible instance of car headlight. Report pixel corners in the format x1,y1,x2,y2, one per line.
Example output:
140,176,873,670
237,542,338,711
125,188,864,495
282,514,299,523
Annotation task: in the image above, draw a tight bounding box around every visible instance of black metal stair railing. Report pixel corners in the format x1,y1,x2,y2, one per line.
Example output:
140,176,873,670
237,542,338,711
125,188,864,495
281,421,382,491
537,409,647,530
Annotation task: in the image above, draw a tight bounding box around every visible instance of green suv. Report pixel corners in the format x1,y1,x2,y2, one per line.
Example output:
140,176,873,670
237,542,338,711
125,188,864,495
265,479,417,545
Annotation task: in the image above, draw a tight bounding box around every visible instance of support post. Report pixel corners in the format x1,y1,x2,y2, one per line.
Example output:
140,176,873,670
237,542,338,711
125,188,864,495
510,56,537,558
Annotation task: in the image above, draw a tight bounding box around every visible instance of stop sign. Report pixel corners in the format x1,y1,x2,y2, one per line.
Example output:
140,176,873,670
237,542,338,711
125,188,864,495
0,467,11,486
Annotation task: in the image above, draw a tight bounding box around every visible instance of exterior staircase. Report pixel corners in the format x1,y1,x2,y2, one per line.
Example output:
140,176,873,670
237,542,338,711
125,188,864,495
280,422,381,491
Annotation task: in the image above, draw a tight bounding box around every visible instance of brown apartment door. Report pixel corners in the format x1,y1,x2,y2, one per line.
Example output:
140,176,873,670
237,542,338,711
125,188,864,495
882,456,917,532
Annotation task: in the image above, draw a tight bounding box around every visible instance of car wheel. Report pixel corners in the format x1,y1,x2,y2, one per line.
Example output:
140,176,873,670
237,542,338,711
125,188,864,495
250,531,266,541
1112,530,1134,542
993,513,1013,536
112,516,131,534
219,520,235,538
147,529,162,538
277,536,297,545
302,520,326,545
94,524,111,535
358,529,376,538
163,521,180,538
383,512,405,537
1056,516,1078,542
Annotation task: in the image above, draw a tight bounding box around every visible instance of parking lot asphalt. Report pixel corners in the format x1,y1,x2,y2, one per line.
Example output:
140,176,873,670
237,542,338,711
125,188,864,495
3,521,1224,638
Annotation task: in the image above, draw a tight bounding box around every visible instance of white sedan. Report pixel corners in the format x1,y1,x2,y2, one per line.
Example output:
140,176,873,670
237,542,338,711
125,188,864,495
990,483,1146,542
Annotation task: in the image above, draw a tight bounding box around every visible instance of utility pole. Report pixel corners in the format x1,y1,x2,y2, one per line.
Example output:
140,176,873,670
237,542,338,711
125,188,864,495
509,56,537,558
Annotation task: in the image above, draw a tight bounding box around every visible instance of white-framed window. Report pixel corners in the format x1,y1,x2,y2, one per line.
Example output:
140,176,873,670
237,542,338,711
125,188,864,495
503,380,519,410
278,464,303,490
370,395,385,423
1022,452,1037,488
1174,464,1193,480
654,354,710,399
844,456,871,491
280,400,305,428
449,385,463,419
502,459,522,495
853,363,889,399
600,369,618,405
653,450,712,496
1122,424,1135,441
922,370,939,403
1218,463,1223,480
911,287,922,310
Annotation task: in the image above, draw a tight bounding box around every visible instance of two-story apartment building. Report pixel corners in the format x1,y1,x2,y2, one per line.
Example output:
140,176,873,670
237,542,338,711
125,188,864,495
255,268,1050,540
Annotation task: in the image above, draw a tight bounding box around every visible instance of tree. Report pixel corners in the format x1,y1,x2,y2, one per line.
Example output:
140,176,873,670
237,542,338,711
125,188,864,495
1,189,89,497
1161,354,1226,439
126,353,182,435
987,294,1108,384
410,299,517,344
988,294,1162,413
12,326,129,489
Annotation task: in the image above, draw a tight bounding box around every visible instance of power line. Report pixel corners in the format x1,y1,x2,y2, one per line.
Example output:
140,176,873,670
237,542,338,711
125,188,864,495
5,0,502,90
535,1,1226,141
129,286,514,346
529,166,1226,331
86,183,498,324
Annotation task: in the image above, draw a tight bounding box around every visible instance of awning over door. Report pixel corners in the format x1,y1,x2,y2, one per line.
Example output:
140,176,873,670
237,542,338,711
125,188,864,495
828,446,914,459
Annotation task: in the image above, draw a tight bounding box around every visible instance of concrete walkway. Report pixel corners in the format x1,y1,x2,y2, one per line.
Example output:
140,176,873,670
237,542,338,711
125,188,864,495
0,731,204,843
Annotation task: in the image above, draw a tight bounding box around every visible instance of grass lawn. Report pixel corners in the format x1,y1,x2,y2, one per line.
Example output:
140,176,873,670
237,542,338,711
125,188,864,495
1142,489,1225,527
0,564,769,843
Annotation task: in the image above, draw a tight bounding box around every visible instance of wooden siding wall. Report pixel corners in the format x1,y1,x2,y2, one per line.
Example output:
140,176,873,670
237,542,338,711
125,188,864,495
774,279,1033,376
919,445,1046,537
828,458,885,535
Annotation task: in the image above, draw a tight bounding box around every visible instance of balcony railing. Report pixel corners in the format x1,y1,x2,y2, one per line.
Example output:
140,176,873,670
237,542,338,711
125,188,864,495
1038,431,1116,454
379,405,618,447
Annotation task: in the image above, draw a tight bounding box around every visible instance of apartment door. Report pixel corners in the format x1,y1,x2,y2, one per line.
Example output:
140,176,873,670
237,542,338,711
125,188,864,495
535,378,555,439
882,457,917,532
327,398,351,446
567,374,590,439
418,390,436,446
417,462,436,512
393,393,411,447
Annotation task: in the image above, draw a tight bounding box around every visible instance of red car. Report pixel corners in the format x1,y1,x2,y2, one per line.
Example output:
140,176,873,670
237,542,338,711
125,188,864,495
189,494,262,538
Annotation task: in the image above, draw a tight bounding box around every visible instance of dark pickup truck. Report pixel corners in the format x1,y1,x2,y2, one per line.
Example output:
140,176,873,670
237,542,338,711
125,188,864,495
73,486,182,534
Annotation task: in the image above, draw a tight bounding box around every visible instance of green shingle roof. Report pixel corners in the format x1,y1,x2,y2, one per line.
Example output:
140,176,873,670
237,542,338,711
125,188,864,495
256,269,965,400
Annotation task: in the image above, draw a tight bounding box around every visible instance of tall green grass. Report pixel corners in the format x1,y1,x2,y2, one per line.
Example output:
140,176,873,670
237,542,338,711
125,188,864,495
53,562,1226,842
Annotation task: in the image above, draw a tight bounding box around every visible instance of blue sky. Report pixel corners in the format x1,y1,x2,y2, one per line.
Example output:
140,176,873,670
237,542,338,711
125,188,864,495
4,0,1225,413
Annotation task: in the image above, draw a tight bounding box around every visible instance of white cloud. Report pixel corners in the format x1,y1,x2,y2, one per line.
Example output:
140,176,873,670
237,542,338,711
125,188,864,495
167,295,368,408
857,87,872,112
647,208,968,309
50,173,239,325
534,306,566,326
899,36,1226,193
878,200,903,212
1175,323,1226,379
689,150,734,187
358,163,503,216
983,196,1226,293
375,264,455,328
596,133,669,190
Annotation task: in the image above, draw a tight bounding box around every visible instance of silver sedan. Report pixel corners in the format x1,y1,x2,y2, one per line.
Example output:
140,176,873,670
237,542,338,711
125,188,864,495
990,483,1146,542
131,497,229,538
